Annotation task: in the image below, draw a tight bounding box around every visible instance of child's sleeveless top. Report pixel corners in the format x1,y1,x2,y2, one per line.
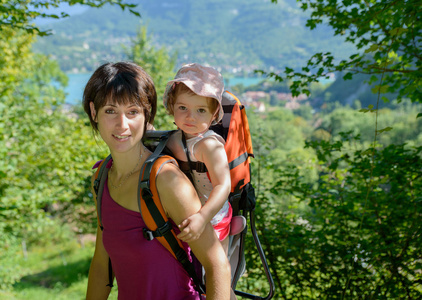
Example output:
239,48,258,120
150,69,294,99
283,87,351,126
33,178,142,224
100,160,200,300
184,130,231,226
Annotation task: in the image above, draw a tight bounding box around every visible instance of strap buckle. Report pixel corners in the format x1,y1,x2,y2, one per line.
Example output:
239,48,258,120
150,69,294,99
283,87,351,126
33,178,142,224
143,228,155,241
143,221,173,241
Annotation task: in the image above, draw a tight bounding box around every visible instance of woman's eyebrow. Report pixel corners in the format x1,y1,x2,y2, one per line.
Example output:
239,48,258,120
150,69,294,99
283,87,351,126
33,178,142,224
104,103,117,107
128,104,141,108
104,103,140,108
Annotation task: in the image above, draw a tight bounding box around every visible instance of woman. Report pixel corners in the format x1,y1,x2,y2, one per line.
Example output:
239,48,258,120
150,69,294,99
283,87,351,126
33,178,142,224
83,61,231,300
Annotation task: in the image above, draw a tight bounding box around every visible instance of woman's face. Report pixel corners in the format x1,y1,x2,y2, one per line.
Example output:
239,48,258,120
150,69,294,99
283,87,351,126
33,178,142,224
90,101,145,154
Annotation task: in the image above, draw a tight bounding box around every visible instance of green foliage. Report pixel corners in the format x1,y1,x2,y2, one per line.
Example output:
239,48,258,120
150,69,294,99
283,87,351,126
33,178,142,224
249,134,422,298
310,72,399,111
125,26,177,130
242,100,422,298
248,108,310,157
0,234,120,300
315,104,422,146
0,25,106,288
262,0,422,105
0,0,139,36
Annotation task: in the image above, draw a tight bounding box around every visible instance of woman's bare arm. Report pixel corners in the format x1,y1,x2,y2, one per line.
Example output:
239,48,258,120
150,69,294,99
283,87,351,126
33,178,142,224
86,175,113,300
157,163,231,300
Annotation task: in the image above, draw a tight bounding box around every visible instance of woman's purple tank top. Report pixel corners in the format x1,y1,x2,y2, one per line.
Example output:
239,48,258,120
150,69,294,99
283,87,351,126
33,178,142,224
101,176,201,300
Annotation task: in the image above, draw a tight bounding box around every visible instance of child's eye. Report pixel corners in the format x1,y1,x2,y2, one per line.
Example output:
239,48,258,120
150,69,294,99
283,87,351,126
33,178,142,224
198,108,207,113
178,105,187,111
105,109,115,114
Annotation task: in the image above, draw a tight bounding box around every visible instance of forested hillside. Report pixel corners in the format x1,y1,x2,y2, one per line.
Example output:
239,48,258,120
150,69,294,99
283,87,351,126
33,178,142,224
33,0,353,73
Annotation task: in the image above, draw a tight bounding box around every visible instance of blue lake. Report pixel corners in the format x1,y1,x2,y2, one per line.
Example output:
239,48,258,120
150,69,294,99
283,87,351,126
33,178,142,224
64,73,265,105
65,73,91,105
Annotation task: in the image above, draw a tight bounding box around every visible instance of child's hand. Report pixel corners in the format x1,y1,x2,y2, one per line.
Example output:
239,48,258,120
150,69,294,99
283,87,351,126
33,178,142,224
177,212,207,242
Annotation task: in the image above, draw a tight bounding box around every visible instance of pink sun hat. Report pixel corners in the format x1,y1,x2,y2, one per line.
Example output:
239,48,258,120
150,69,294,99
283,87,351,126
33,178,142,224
163,63,225,122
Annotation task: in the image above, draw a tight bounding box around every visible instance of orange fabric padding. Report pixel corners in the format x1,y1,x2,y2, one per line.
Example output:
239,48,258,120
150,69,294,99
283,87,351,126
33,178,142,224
224,98,251,192
139,156,185,260
225,91,253,157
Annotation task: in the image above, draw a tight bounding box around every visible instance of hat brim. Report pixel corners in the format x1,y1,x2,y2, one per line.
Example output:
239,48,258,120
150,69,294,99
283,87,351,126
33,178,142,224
163,79,224,122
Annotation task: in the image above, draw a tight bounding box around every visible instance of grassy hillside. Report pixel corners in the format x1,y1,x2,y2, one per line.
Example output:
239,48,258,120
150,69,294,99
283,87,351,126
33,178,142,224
1,238,116,300
34,0,354,73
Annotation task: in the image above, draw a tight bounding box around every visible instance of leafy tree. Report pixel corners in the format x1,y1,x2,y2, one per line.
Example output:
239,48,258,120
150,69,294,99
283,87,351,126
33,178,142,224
249,133,422,299
0,0,139,36
125,26,177,130
0,30,105,287
263,0,421,107
0,0,132,288
314,105,422,146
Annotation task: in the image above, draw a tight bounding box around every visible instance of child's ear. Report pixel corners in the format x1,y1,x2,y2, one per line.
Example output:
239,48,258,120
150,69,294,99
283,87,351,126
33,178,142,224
211,113,219,126
89,102,97,122
212,108,220,122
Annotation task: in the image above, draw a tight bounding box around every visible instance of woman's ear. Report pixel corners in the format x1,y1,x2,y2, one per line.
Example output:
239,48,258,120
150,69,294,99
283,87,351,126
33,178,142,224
89,102,97,122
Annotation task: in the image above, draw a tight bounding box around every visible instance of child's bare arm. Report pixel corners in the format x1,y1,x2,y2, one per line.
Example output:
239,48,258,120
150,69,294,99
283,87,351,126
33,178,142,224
177,137,231,242
197,137,231,222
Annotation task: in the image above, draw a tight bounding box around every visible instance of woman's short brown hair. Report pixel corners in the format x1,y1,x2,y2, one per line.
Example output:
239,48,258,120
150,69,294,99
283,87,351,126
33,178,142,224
83,61,157,133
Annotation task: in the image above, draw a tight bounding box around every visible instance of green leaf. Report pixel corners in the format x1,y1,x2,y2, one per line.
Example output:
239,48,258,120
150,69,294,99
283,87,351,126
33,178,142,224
129,9,141,17
329,189,339,195
379,60,393,68
343,73,353,80
285,67,294,74
389,27,408,36
371,85,389,94
377,127,393,134
365,44,378,53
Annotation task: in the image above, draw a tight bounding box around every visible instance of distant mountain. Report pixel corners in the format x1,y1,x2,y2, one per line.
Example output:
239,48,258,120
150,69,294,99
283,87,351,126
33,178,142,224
34,0,354,74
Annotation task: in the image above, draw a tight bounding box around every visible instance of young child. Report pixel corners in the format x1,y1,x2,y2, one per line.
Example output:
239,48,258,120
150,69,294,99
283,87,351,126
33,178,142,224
163,63,245,253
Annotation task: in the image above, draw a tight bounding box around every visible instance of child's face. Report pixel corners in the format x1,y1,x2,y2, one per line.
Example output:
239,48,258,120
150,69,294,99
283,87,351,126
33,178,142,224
173,92,216,138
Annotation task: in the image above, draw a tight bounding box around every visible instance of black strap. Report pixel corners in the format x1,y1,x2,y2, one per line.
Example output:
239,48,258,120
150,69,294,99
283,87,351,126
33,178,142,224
93,155,114,288
106,258,114,287
180,132,196,183
94,155,112,231
139,165,205,295
177,160,208,173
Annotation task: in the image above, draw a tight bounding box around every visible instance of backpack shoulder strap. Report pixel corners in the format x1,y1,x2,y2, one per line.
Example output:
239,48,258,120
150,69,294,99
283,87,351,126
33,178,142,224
93,155,112,230
138,154,205,295
92,155,114,287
